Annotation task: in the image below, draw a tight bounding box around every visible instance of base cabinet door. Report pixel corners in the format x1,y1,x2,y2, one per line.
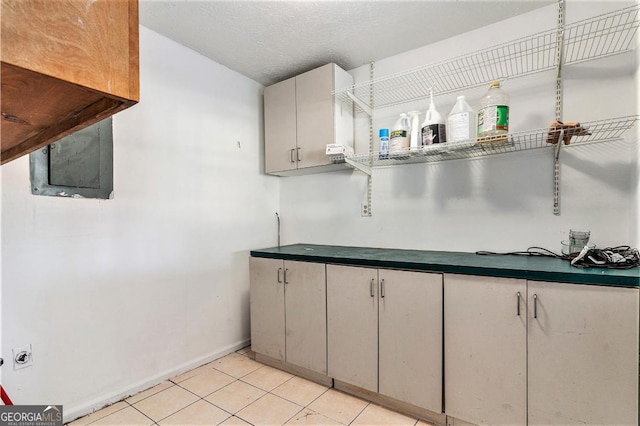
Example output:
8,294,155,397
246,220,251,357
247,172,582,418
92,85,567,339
327,264,378,392
284,261,327,374
528,281,639,426
250,257,286,360
444,274,527,425
250,258,327,374
379,269,443,413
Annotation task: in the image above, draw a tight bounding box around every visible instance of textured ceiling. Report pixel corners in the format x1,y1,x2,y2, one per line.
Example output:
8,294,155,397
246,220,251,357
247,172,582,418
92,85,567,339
139,0,555,86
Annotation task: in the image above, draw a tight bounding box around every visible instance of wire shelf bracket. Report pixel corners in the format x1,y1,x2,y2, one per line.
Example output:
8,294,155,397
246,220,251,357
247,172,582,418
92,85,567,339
343,116,639,170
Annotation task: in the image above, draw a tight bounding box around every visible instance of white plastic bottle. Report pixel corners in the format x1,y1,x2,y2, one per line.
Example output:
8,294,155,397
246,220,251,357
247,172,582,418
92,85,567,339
408,111,421,150
421,89,446,145
477,81,510,137
447,96,476,143
389,113,411,154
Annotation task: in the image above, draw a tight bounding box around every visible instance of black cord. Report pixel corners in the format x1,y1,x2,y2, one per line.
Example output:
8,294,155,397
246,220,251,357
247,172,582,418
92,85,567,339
476,246,564,259
477,245,639,269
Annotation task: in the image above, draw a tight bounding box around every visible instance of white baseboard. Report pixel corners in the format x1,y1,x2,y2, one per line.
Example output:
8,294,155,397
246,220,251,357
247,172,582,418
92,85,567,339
63,338,250,423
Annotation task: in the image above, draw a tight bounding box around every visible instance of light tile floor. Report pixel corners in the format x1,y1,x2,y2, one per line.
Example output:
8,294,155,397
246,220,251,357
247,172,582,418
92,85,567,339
69,346,434,426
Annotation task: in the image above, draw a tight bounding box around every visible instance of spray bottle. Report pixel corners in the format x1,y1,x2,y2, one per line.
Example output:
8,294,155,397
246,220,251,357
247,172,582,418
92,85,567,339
421,88,446,145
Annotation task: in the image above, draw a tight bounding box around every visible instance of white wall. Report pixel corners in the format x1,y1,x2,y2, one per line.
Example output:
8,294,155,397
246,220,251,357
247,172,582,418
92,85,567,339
280,1,639,253
0,26,279,419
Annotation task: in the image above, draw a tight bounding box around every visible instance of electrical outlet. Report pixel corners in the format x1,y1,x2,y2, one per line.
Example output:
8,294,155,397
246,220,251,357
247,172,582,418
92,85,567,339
361,202,370,217
13,344,33,370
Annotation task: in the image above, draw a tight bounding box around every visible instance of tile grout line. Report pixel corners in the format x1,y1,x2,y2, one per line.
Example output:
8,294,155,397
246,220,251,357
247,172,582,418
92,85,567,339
281,404,309,426
267,379,330,409
123,399,159,426
71,400,133,425
347,400,371,426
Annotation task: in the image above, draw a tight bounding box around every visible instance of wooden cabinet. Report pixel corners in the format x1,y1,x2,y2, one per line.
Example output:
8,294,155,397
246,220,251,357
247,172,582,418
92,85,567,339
444,274,527,425
327,264,443,412
1,0,139,165
264,63,353,176
249,257,327,374
528,281,638,426
445,274,639,426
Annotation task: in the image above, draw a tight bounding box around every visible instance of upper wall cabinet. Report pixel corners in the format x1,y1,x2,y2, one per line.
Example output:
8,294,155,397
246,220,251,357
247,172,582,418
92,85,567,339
1,0,140,165
264,63,353,176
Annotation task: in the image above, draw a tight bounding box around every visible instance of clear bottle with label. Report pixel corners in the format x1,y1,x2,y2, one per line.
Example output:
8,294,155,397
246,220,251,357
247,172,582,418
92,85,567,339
389,113,411,154
447,96,476,143
477,81,510,137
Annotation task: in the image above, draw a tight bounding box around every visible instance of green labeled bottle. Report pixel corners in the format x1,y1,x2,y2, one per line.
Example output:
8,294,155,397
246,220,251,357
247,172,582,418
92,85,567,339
477,81,510,137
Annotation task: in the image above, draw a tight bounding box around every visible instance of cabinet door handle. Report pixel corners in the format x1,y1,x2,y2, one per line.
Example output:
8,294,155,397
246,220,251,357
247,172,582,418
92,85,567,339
380,279,385,298
533,294,538,319
296,147,302,162
277,267,282,283
284,269,289,285
290,149,296,163
516,291,521,316
370,279,375,297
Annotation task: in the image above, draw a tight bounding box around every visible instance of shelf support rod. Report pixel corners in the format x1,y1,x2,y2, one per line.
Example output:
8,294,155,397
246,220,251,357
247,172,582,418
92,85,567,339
365,61,374,216
346,92,373,117
345,157,371,176
553,0,566,216
553,129,565,215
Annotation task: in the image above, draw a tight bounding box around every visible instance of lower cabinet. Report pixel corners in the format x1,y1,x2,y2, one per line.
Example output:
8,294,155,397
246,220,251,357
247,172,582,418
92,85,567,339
379,268,443,413
444,274,527,425
250,257,639,424
326,264,443,413
326,264,378,391
527,280,639,426
445,274,639,426
249,257,327,374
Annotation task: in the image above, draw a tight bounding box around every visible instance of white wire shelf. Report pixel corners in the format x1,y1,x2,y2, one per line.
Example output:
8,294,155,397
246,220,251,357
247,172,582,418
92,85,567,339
343,116,639,174
334,4,639,113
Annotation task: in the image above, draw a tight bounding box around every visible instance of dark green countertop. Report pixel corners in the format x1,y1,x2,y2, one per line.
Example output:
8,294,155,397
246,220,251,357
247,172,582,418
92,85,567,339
250,244,640,288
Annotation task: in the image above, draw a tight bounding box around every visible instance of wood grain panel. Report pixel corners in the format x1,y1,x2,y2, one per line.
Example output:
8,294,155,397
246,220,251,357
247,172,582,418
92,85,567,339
1,0,139,164
1,0,139,101
1,63,133,164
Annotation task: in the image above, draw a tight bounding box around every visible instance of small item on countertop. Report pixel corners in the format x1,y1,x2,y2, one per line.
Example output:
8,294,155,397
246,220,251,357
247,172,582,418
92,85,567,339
569,246,640,269
546,120,591,145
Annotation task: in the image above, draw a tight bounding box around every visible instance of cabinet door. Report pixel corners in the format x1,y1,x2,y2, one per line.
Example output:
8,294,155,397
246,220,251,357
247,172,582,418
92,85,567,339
444,274,527,426
528,282,639,426
379,269,443,413
249,257,285,360
284,261,327,374
295,63,335,169
264,76,297,174
327,264,378,392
